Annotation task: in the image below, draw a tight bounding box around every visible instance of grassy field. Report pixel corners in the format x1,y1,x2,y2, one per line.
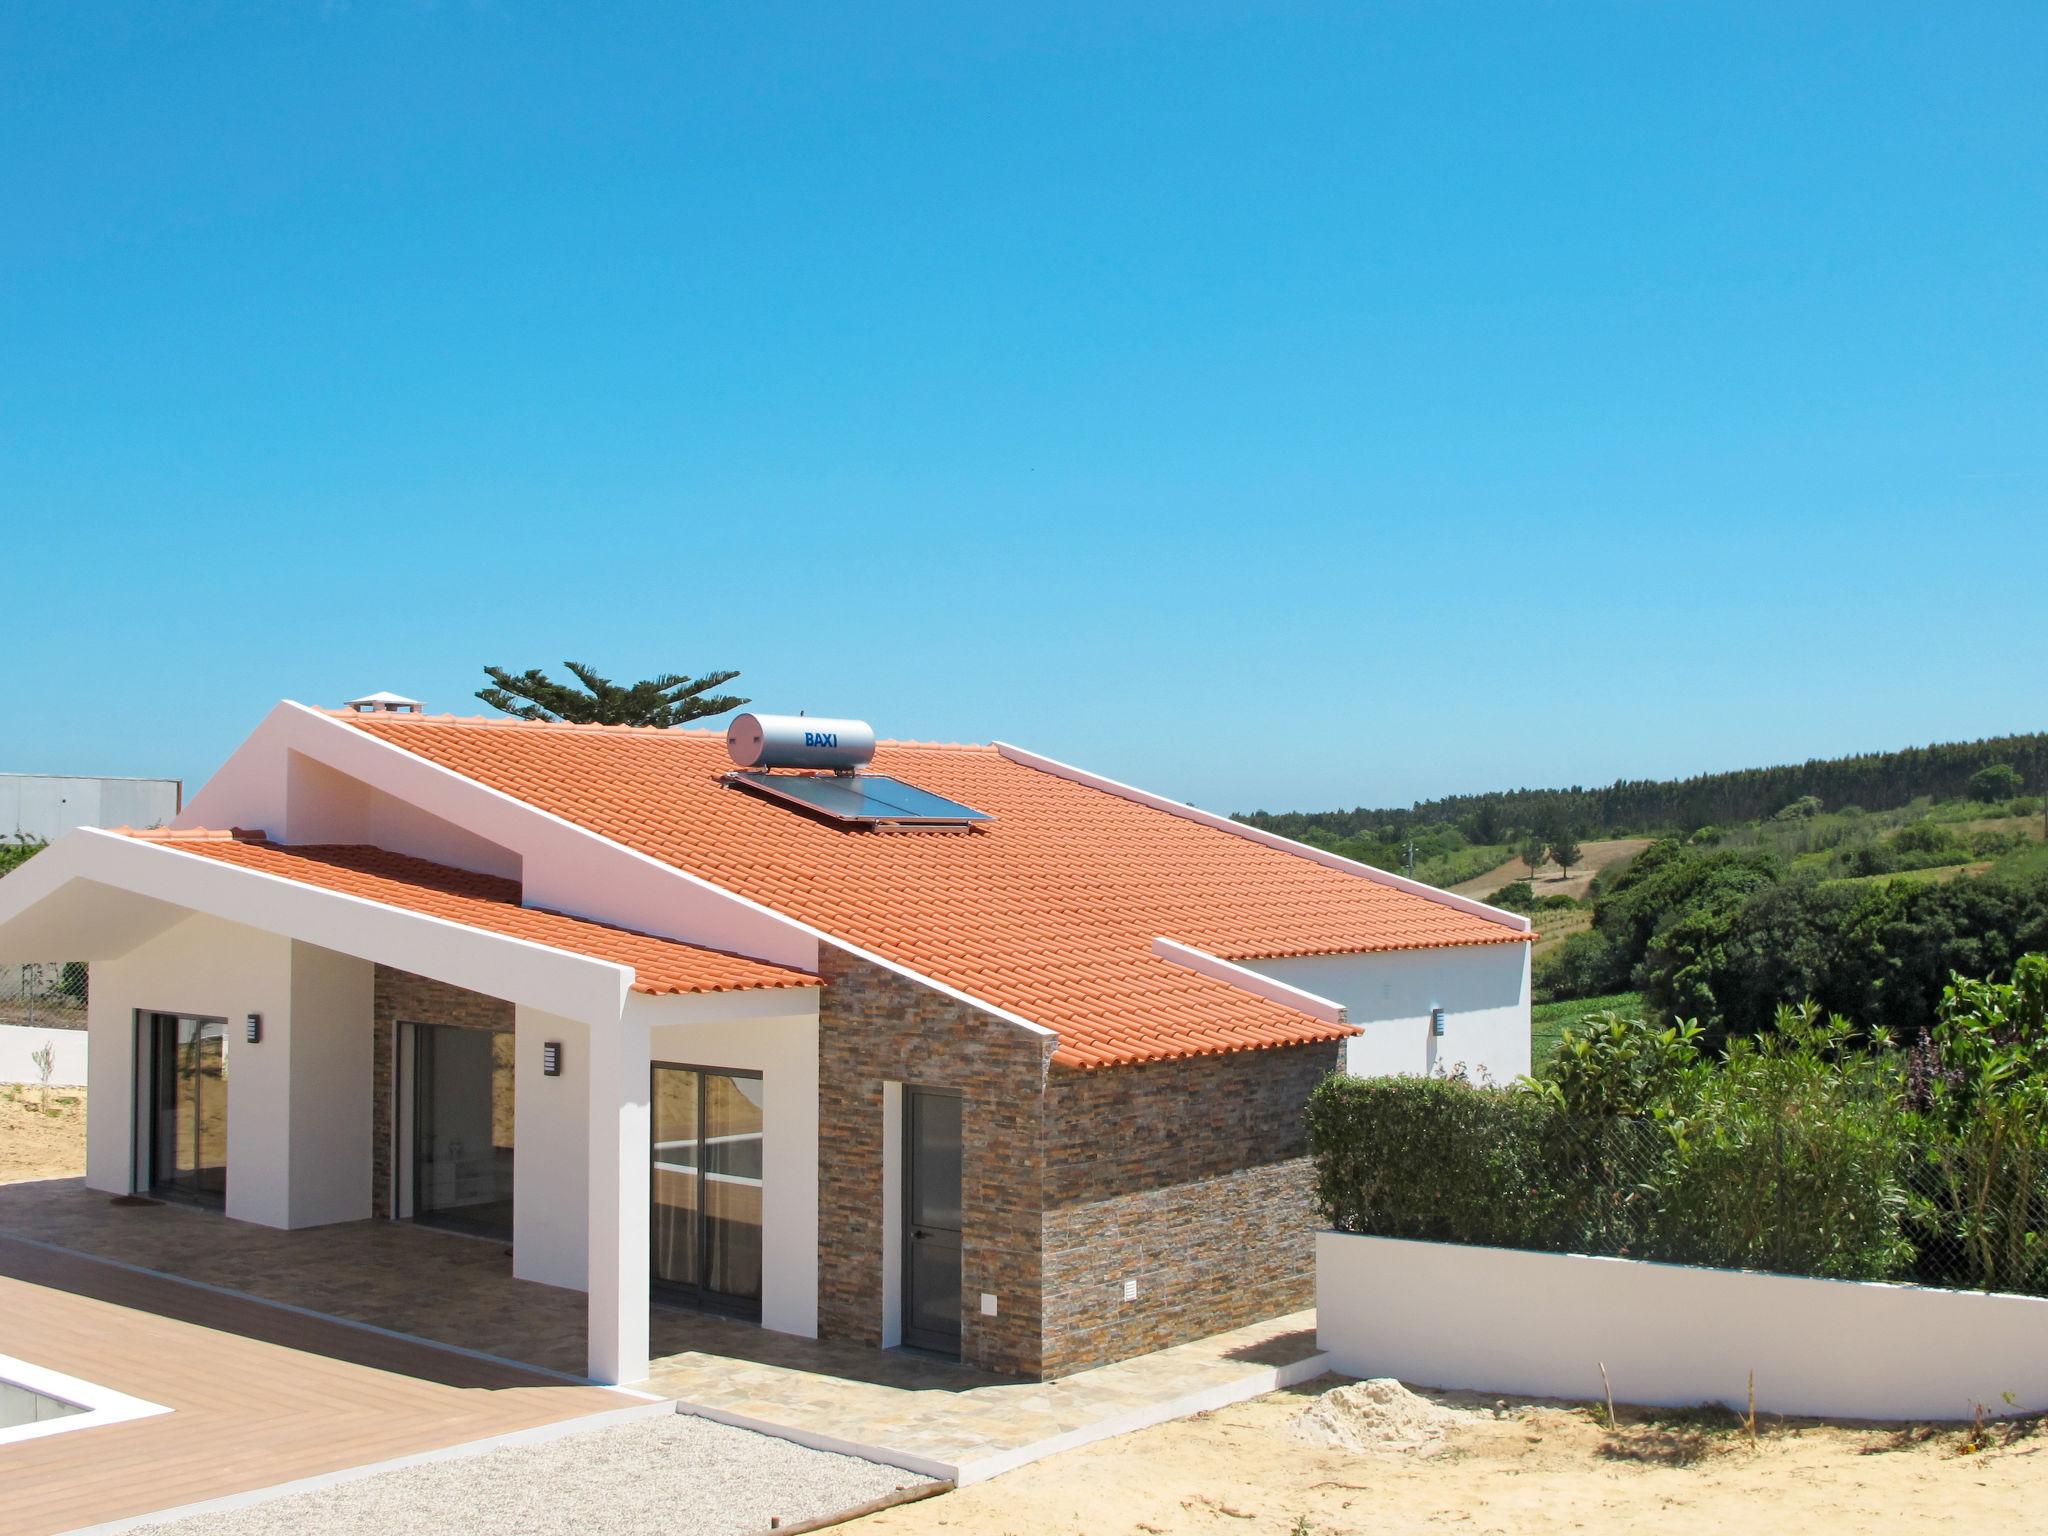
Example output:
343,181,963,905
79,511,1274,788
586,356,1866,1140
1450,837,1651,903
1530,990,1644,1074
1824,860,1995,889
1530,904,1593,955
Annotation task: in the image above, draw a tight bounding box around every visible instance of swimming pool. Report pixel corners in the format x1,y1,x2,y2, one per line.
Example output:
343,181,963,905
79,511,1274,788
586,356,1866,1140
0,1354,169,1447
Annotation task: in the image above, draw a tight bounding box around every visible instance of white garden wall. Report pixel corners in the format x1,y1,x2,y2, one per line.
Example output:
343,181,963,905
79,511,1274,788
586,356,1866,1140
1245,943,1530,1083
0,1025,87,1087
1319,1230,2048,1421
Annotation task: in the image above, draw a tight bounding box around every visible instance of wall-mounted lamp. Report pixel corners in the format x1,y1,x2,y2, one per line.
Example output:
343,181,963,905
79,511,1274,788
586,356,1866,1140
542,1041,563,1077
245,1013,263,1044
1429,1007,1446,1038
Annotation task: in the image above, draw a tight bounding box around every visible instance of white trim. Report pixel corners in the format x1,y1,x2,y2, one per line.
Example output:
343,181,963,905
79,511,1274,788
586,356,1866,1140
0,1352,170,1447
994,742,1534,935
1150,937,1350,1026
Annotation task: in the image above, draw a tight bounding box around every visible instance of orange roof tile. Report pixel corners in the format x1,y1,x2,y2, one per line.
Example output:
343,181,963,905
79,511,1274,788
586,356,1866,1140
120,829,817,998
337,716,1527,1068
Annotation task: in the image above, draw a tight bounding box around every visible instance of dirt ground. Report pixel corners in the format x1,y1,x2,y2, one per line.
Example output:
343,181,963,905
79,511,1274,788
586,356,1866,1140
854,1376,2048,1536
0,1083,88,1183
1451,837,1651,904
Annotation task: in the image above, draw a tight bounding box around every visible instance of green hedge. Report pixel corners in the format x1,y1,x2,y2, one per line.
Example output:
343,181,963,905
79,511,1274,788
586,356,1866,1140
1306,1072,1913,1282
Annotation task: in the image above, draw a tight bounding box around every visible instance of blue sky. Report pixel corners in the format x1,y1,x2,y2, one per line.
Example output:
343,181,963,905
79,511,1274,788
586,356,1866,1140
4,3,2043,815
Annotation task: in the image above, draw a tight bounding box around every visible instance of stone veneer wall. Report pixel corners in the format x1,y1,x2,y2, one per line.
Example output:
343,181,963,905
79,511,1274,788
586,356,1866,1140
815,946,1057,1377
370,964,514,1219
816,942,1337,1380
1038,1041,1339,1377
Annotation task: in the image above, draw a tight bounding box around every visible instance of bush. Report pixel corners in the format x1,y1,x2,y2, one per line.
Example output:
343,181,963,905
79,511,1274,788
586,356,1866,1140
1537,893,1580,911
1645,1006,1912,1280
1487,880,1535,911
1306,1073,1551,1247
1308,964,2048,1293
1970,762,2025,803
1892,820,1966,860
1533,930,1632,1002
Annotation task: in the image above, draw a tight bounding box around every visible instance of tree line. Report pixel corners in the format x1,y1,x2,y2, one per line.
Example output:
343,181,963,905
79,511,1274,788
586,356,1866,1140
1237,730,2048,842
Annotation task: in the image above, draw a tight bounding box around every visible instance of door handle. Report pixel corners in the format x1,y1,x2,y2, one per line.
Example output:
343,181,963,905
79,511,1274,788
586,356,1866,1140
913,1228,929,1240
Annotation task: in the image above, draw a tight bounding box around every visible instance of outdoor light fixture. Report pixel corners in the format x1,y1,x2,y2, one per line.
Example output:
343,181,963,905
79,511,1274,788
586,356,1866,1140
542,1041,562,1077
1429,1007,1446,1038
245,1013,262,1044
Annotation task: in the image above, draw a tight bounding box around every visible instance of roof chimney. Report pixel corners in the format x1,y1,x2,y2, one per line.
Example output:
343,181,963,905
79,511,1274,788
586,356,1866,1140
344,690,424,715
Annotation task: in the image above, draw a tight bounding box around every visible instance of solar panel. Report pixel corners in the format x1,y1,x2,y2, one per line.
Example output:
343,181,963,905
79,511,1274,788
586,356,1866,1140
728,771,992,827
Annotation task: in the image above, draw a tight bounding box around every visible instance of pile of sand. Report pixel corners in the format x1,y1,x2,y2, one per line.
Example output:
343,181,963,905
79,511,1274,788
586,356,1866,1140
1289,1378,1467,1455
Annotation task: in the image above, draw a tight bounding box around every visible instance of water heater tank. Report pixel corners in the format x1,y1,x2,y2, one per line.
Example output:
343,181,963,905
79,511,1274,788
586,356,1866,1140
725,713,878,772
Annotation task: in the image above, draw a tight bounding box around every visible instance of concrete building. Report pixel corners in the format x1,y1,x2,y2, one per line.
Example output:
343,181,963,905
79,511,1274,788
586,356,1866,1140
1,773,182,844
0,700,1530,1387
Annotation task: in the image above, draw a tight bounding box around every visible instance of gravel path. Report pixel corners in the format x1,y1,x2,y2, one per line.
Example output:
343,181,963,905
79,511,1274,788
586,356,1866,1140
133,1410,939,1536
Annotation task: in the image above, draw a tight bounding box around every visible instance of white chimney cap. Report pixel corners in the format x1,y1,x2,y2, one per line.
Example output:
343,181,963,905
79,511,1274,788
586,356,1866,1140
344,691,424,714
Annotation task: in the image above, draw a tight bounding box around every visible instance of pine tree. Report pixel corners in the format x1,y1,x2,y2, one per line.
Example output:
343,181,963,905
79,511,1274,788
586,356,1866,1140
1548,834,1583,880
476,662,747,727
1521,836,1547,880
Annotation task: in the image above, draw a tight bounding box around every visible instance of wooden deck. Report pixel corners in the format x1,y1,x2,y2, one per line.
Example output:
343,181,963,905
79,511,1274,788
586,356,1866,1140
0,1235,635,1536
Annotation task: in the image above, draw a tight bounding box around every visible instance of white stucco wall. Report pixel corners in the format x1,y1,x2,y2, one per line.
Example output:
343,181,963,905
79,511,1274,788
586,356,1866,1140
1320,1230,2048,1420
285,942,374,1227
512,1007,590,1291
85,917,373,1228
283,753,523,882
645,994,821,1340
85,914,292,1219
1243,942,1531,1083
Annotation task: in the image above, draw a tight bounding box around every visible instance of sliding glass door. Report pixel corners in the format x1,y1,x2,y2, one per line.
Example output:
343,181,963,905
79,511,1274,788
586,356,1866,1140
651,1065,764,1314
146,1013,228,1206
411,1023,515,1242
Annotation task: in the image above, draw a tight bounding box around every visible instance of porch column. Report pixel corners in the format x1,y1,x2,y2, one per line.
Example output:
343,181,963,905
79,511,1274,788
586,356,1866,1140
586,1007,651,1385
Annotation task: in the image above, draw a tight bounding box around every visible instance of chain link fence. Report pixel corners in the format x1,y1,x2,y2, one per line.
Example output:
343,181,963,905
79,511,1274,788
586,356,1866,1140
0,961,88,1031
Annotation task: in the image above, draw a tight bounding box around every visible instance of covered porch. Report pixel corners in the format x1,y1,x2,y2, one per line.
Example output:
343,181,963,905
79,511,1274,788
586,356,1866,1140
0,827,821,1385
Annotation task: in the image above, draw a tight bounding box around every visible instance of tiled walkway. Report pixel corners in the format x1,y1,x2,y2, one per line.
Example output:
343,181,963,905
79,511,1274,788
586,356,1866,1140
0,1178,1330,1485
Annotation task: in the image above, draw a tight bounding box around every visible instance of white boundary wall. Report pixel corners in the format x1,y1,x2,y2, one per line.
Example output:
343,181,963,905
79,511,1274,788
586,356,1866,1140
1319,1230,2048,1421
0,1023,88,1086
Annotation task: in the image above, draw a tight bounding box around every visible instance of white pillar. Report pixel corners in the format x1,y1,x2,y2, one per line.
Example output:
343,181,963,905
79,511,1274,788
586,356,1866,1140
586,1007,651,1385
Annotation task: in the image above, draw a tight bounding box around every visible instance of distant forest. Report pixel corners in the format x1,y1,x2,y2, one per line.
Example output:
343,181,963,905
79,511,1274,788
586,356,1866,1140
1236,731,2048,841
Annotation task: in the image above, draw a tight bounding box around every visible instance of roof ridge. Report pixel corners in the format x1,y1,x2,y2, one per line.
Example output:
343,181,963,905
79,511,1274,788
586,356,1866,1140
335,710,994,751
115,826,267,844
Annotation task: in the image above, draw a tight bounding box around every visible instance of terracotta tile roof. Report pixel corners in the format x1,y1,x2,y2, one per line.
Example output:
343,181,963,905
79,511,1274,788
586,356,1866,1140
118,828,817,998
332,715,1525,1069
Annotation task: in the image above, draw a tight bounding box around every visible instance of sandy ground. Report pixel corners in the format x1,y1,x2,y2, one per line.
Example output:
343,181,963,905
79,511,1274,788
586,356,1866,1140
852,1376,2048,1536
0,1082,87,1183
1451,837,1651,903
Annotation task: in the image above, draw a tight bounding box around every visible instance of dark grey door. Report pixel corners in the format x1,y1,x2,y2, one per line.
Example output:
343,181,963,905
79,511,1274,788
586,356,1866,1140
146,1013,228,1206
902,1088,963,1355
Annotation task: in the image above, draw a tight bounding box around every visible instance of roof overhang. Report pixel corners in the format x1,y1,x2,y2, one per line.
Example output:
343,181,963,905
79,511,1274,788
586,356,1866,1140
0,829,648,1025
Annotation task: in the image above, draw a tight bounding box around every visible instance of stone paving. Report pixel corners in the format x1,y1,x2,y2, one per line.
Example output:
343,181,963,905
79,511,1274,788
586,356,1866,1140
646,1307,1324,1479
0,1177,1328,1480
